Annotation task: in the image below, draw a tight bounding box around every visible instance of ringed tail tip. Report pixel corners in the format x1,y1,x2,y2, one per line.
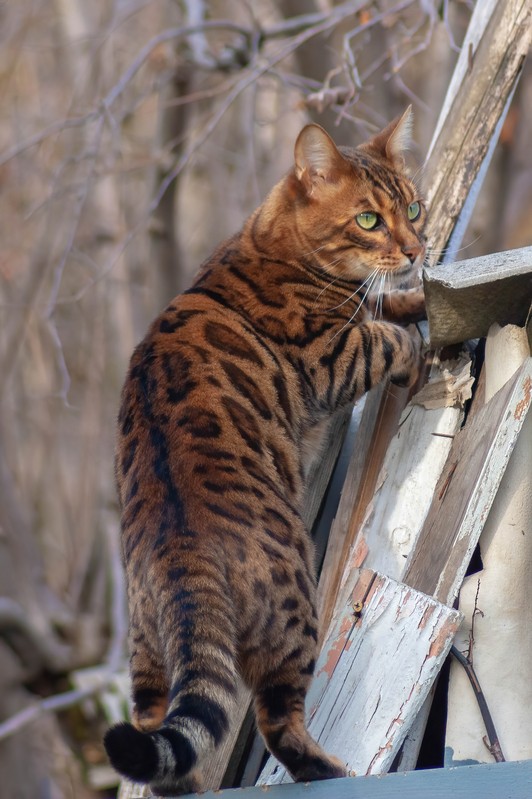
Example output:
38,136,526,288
104,721,159,783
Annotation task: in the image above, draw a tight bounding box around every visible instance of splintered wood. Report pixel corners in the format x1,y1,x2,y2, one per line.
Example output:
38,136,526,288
258,570,461,784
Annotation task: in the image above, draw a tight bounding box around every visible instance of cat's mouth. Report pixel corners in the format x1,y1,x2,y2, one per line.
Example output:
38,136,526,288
393,262,415,276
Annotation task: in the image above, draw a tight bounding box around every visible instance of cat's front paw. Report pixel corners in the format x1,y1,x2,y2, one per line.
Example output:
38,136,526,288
390,328,421,388
405,286,426,320
390,368,418,388
387,286,426,324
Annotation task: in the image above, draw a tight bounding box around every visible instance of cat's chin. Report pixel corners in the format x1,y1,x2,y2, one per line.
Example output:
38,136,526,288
384,262,423,290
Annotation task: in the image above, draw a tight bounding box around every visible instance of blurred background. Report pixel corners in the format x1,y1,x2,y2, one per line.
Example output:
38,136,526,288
0,1,531,796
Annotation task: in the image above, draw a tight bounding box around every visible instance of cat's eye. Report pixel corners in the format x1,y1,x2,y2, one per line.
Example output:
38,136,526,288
407,201,421,221
356,211,379,230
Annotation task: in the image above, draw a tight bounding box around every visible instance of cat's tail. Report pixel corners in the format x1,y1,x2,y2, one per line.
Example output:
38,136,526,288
104,722,168,786
104,682,235,792
104,596,239,792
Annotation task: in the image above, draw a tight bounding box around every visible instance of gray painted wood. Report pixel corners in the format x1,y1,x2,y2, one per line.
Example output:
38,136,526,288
424,246,532,347
183,760,532,799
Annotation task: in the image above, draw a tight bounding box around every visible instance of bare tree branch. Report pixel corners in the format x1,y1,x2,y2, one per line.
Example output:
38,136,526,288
0,679,116,743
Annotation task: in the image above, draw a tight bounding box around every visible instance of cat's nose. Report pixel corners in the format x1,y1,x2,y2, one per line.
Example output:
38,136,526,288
401,243,422,264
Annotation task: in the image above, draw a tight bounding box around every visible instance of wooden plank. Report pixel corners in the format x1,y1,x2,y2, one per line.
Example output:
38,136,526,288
344,359,468,583
404,358,532,604
258,569,461,784
422,0,532,263
180,760,532,799
316,384,385,638
394,690,434,772
424,247,532,347
317,380,412,641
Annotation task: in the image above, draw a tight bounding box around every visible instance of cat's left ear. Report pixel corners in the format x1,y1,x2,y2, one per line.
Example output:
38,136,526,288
362,106,413,168
294,124,345,195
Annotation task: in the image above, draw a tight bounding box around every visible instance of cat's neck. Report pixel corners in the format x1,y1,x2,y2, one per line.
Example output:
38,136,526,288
242,175,307,265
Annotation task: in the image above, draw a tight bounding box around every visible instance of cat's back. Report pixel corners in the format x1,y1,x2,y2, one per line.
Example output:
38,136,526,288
116,248,305,530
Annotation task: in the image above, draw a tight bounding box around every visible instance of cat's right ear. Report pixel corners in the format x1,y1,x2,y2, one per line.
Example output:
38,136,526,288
294,125,345,195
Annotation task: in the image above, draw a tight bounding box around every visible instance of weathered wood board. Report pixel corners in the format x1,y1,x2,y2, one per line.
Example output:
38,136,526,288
259,569,461,784
446,324,532,765
404,357,532,604
424,247,532,347
422,0,532,262
316,383,388,637
345,366,468,583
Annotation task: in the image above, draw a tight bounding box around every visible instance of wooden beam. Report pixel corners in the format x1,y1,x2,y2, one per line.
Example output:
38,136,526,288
422,0,532,263
259,569,461,784
424,247,532,347
316,383,387,639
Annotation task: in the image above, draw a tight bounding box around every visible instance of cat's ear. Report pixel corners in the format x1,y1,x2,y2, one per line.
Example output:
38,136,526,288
362,106,413,167
294,124,345,194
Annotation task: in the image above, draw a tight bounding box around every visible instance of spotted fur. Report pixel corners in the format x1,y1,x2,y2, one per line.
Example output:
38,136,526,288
104,109,426,794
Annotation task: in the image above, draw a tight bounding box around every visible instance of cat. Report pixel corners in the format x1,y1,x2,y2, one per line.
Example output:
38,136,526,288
104,107,426,796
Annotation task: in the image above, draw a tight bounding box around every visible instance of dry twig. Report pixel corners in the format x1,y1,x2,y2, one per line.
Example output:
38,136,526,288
450,645,506,763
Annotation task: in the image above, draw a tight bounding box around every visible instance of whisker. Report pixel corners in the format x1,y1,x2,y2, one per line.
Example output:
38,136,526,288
312,273,342,308
320,256,345,276
371,273,385,331
424,234,482,258
324,268,379,312
386,272,393,317
302,243,330,258
379,274,385,320
409,162,427,187
327,271,379,343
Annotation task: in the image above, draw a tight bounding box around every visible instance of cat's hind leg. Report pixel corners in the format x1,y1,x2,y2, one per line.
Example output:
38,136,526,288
128,600,169,732
253,666,347,782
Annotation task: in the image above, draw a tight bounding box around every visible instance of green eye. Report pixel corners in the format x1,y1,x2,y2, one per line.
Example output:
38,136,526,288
356,211,379,230
408,201,421,221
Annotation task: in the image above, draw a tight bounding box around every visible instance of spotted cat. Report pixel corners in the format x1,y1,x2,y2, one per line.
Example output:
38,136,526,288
104,108,426,795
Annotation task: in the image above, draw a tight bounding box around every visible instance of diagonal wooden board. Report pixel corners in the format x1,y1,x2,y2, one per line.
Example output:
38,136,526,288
258,569,461,784
404,357,532,605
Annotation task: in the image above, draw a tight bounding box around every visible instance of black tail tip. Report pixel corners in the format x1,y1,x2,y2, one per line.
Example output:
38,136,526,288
104,722,159,783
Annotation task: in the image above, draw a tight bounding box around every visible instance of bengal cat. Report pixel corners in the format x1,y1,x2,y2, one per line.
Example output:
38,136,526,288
104,108,426,795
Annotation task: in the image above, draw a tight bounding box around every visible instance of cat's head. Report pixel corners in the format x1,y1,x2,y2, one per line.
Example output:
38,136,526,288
291,107,426,286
